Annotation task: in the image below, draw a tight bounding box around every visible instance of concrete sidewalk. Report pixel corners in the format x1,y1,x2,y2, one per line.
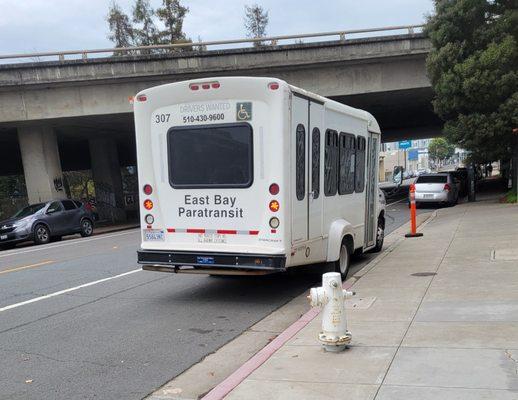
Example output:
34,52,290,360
225,198,518,399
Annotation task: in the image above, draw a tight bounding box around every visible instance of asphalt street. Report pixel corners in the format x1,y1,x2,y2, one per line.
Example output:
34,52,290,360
0,200,424,400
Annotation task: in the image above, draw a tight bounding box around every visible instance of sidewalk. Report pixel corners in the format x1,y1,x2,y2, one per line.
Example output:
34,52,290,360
223,197,518,399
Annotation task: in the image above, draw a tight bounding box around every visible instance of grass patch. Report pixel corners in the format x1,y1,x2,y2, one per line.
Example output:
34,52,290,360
501,190,518,203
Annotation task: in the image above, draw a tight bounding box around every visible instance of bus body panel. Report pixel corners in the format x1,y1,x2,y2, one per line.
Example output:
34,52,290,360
134,77,382,274
135,78,289,259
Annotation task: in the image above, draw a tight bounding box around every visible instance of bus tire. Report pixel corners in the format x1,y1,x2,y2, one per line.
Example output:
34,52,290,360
371,217,385,253
334,238,351,280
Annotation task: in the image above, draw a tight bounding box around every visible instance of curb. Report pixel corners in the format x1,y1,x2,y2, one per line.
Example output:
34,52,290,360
201,212,435,400
93,225,139,236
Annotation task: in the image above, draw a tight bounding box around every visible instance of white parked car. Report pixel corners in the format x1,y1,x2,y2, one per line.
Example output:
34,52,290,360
410,173,460,207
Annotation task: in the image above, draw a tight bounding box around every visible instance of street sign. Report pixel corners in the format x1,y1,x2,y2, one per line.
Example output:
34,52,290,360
398,140,412,149
408,149,418,161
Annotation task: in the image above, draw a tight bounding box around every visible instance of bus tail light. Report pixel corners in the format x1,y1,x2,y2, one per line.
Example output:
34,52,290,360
144,199,154,210
269,200,280,212
269,183,280,195
190,82,220,91
143,184,153,195
268,82,279,90
144,214,154,224
269,217,280,229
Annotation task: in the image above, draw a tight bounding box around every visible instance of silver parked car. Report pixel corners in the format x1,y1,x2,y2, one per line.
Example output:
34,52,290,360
410,173,460,207
0,199,94,249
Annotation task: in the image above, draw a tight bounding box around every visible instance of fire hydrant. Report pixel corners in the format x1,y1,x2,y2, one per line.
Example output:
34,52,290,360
308,272,355,352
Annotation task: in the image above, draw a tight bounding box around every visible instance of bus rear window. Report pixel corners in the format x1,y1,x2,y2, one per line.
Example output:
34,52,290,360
168,123,253,188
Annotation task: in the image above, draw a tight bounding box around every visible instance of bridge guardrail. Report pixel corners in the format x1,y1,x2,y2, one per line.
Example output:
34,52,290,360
0,24,424,64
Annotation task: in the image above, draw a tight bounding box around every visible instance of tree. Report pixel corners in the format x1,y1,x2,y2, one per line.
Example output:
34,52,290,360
107,2,134,52
132,0,158,48
425,0,518,175
428,137,455,164
244,4,269,47
156,0,189,44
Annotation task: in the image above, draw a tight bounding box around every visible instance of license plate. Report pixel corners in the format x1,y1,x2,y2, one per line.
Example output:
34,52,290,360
197,233,227,244
423,194,434,199
0,235,7,240
143,229,164,241
197,256,215,265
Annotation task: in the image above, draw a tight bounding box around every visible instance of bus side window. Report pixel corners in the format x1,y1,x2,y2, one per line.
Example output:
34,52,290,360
295,124,306,201
339,132,355,195
355,136,366,193
311,128,320,199
324,129,338,196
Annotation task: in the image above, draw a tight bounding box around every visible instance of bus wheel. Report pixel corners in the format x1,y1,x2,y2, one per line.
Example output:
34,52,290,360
371,217,385,253
334,240,351,280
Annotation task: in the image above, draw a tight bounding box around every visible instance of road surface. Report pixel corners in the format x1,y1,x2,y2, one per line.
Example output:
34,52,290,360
0,200,421,399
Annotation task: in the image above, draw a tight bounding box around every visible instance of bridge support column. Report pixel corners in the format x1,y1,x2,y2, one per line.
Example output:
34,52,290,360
17,126,67,204
89,138,126,223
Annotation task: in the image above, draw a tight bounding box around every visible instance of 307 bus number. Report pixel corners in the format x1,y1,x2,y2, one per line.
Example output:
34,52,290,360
154,113,170,123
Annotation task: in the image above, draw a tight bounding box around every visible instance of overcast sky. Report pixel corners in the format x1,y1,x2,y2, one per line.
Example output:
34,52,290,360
0,0,434,55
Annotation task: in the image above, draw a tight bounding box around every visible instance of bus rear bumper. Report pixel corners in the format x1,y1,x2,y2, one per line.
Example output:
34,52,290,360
137,249,286,274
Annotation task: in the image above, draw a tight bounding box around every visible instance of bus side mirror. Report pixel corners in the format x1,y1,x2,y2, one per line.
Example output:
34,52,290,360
393,166,403,187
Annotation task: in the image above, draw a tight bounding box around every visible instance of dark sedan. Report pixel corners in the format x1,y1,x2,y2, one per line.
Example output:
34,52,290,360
0,199,94,249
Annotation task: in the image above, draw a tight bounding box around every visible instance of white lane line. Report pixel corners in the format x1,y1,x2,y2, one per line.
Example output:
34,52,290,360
387,198,407,206
0,229,140,259
0,269,142,313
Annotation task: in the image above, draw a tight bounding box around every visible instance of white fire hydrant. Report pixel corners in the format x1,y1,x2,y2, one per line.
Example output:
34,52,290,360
308,272,355,352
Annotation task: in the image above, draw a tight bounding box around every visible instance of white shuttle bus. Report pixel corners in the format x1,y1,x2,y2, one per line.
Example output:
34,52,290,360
134,77,385,278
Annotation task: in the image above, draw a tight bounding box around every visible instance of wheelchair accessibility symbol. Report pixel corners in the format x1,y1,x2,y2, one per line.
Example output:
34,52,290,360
236,102,252,121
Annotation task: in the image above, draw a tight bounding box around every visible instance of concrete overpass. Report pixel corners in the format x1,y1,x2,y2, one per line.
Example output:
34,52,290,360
0,28,439,218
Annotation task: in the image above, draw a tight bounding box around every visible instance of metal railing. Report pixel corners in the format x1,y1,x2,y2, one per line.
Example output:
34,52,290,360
0,24,424,63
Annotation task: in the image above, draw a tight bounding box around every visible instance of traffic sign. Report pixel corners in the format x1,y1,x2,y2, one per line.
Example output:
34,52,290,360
398,140,412,149
408,149,419,161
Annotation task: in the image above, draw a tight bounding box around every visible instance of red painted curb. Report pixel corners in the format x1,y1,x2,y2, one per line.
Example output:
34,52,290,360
202,279,355,400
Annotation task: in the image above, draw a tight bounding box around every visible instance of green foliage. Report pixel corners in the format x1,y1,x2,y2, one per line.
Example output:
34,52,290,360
244,4,269,47
156,0,189,44
428,137,455,161
503,190,517,203
107,2,134,50
425,0,518,163
63,171,95,200
107,0,189,52
0,175,26,199
132,0,159,47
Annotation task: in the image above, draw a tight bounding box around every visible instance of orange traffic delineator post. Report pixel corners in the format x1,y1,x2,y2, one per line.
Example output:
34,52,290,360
405,183,423,238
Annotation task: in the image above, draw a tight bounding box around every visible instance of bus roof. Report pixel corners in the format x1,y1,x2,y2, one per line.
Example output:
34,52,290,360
136,76,381,134
288,84,381,134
